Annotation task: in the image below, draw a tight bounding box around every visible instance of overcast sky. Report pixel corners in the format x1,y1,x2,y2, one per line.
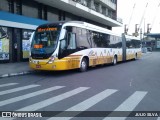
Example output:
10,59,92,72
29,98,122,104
113,0,160,34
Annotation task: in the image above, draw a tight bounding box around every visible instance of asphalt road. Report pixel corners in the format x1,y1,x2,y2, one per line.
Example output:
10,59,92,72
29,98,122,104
0,52,160,120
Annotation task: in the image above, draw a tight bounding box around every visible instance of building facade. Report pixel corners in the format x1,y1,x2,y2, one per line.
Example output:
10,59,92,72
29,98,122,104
146,34,160,51
0,0,122,63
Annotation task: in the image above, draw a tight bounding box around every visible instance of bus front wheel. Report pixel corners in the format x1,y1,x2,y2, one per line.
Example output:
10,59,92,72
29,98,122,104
80,58,87,72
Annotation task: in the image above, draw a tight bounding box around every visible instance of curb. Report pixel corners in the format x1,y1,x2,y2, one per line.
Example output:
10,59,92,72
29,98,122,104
0,71,34,79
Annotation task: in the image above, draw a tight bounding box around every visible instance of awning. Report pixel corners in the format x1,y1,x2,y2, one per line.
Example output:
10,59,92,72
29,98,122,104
0,11,48,30
147,33,160,38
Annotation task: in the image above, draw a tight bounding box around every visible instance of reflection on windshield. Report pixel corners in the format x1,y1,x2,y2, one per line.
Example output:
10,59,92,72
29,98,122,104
31,28,60,59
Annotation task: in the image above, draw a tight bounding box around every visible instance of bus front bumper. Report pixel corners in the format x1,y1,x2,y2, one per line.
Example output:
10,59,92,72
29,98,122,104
29,58,80,71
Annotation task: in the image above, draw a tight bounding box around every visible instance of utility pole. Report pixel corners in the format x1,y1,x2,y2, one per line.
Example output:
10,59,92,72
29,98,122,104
134,24,139,37
147,23,151,34
138,3,148,33
124,24,128,35
140,28,143,48
140,28,142,40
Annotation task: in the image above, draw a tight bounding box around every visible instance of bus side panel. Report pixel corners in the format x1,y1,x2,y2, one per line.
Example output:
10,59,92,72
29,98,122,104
137,49,142,58
126,49,134,60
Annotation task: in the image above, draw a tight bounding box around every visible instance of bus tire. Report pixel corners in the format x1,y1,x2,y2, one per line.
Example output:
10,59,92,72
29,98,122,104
80,58,87,72
134,53,138,60
113,56,117,65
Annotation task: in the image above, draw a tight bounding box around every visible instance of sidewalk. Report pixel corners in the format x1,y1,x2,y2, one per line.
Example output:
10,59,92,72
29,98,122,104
0,62,33,78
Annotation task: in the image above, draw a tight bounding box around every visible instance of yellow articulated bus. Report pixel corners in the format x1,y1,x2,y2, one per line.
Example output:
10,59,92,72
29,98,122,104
29,21,142,72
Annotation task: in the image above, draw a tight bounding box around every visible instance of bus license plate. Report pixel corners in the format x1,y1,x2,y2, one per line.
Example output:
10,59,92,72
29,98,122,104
36,65,41,68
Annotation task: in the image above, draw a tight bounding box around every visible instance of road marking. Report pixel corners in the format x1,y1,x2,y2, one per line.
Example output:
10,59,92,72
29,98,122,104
16,87,89,111
103,91,147,120
47,89,118,120
129,79,133,87
0,83,18,88
0,86,65,107
0,84,40,96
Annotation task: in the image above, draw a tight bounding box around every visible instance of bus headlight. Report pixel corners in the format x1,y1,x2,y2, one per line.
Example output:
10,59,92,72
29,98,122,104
48,56,55,64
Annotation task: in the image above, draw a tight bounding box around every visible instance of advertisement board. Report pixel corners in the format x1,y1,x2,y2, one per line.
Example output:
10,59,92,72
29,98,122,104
22,30,33,59
0,27,9,60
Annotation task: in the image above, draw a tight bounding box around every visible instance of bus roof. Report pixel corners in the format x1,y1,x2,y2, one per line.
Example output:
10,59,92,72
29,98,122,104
63,21,121,37
37,21,65,28
36,21,140,39
125,35,141,40
37,21,122,37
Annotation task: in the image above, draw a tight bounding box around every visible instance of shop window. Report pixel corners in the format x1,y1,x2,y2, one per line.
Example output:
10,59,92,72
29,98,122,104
43,5,47,20
22,0,38,18
58,10,65,21
0,0,9,12
8,0,14,13
59,10,62,21
15,0,22,15
38,3,43,19
22,30,34,59
63,11,65,21
0,26,10,61
47,6,58,22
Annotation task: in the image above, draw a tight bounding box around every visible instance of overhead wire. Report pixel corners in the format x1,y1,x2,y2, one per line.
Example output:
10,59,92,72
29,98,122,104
138,2,149,33
150,1,160,32
128,3,136,30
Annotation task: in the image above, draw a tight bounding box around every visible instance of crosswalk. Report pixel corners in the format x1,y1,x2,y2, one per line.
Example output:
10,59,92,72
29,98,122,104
103,91,147,120
0,83,18,88
0,82,159,120
48,89,118,120
0,84,40,96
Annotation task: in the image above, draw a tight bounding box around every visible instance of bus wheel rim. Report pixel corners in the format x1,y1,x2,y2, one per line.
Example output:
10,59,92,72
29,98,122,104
135,54,137,59
114,57,117,64
81,60,86,70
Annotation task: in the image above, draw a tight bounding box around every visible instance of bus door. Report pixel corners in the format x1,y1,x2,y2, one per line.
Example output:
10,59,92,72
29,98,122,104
59,32,78,69
58,32,76,58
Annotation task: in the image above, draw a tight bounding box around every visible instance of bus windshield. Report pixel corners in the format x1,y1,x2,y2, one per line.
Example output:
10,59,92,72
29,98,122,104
31,26,61,59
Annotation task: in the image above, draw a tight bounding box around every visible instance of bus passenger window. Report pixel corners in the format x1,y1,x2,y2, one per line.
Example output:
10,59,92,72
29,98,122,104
126,39,131,48
76,28,90,49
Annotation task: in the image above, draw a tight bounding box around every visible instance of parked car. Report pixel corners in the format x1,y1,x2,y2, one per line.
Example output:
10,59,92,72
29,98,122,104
147,47,152,52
